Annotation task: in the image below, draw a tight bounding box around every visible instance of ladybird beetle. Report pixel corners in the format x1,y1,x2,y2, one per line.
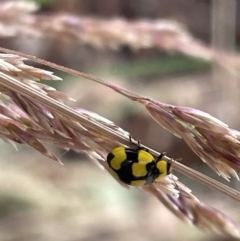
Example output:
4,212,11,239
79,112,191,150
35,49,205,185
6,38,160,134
107,146,172,186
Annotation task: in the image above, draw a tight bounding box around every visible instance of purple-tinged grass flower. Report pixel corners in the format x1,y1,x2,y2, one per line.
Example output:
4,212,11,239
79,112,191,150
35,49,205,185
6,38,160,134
0,52,240,238
83,77,240,181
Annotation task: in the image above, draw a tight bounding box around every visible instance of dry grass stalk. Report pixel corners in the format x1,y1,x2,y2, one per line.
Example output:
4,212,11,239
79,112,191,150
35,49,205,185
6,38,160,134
1,46,240,199
66,74,240,182
145,185,240,237
1,0,240,73
0,50,240,238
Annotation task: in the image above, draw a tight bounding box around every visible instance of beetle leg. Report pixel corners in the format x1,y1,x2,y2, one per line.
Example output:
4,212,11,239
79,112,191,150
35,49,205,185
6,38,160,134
129,134,133,143
129,134,143,150
156,152,166,162
129,135,141,145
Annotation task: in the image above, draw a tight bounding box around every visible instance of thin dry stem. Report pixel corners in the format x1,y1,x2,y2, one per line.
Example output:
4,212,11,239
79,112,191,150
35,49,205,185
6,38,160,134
0,47,239,202
1,0,240,74
0,50,240,237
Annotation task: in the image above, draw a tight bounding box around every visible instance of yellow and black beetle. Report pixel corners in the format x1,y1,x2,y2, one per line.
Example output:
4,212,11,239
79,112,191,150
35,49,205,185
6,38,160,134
107,146,172,186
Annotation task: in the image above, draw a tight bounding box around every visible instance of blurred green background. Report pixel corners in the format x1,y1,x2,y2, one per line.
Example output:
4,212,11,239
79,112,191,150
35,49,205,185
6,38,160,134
0,0,240,241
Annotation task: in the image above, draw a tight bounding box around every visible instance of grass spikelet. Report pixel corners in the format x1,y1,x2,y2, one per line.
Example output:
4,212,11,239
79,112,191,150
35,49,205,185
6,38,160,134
0,0,239,70
66,74,240,181
0,51,240,238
